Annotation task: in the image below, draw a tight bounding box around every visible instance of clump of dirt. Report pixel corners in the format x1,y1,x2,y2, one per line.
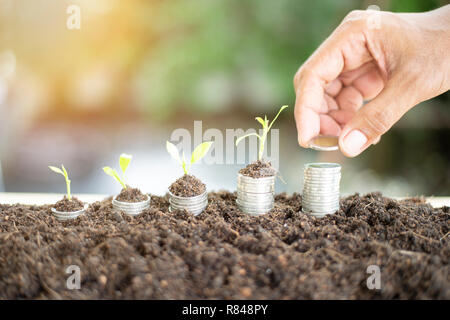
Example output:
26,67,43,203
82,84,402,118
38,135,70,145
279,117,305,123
239,159,277,178
0,192,448,299
116,187,148,202
53,196,84,212
169,174,206,197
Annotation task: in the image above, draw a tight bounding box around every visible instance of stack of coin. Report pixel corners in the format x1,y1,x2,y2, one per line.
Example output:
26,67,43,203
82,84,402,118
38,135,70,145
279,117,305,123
112,195,151,216
302,163,341,217
51,204,88,221
169,191,208,216
236,174,275,215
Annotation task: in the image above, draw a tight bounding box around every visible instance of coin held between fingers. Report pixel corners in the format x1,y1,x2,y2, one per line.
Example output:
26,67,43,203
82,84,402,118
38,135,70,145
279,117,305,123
308,135,339,151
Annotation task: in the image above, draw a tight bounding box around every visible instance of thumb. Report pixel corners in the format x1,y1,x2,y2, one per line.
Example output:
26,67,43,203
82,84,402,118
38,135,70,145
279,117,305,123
338,82,410,157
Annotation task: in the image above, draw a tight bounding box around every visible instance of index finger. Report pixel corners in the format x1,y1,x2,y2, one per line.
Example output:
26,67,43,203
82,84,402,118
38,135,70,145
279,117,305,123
294,72,323,147
294,15,372,147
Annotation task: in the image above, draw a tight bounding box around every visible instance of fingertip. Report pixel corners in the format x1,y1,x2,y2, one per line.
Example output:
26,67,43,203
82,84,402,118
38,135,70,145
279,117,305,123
338,142,358,158
338,136,358,157
298,132,310,149
338,129,367,157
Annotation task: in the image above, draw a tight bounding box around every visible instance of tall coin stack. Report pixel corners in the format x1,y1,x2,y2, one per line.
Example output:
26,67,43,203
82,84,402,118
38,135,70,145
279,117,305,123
236,174,275,215
302,163,341,217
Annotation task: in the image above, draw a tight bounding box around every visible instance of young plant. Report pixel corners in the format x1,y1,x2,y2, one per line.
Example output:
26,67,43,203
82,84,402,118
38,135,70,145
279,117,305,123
103,153,133,190
236,105,288,161
166,141,213,175
49,165,72,201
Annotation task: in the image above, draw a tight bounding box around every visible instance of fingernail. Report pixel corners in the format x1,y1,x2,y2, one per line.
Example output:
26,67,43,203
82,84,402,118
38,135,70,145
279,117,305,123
343,130,368,156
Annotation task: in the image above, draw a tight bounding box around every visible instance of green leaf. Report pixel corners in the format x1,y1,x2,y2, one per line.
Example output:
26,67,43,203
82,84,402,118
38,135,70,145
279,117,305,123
49,165,71,200
235,133,260,146
190,141,213,165
268,105,288,131
166,141,181,163
181,152,188,174
49,166,64,175
119,153,132,175
103,166,117,178
103,166,126,189
61,165,71,200
61,165,69,179
255,117,266,128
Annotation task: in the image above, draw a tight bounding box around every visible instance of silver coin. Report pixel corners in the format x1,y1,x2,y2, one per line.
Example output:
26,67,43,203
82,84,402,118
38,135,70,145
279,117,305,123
303,181,340,186
236,172,275,216
304,173,340,179
302,190,340,196
302,204,339,212
51,205,87,221
302,162,341,217
303,208,339,215
304,171,341,176
302,184,340,190
302,198,340,204
303,187,339,192
308,136,339,151
305,210,338,218
304,205,338,209
302,190,340,195
303,178,340,184
302,195,339,200
168,191,208,215
302,205,339,211
112,195,150,216
304,170,341,175
303,198,339,204
302,186,340,192
304,162,341,171
302,205,340,212
302,197,340,202
236,199,273,215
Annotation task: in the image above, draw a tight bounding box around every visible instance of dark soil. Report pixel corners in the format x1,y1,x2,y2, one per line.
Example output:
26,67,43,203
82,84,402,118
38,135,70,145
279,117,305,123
0,192,448,299
169,174,206,197
53,196,84,212
239,160,277,178
116,187,148,203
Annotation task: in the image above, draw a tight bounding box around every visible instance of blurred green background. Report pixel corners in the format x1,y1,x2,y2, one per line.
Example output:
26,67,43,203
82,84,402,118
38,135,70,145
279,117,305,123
0,0,448,197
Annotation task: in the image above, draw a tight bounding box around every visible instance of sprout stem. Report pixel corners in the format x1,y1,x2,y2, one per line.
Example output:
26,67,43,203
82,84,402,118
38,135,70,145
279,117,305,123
66,178,71,201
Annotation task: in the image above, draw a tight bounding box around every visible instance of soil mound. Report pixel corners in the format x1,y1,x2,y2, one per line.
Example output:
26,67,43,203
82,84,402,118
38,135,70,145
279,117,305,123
239,160,276,178
53,196,84,212
169,175,206,197
116,187,147,203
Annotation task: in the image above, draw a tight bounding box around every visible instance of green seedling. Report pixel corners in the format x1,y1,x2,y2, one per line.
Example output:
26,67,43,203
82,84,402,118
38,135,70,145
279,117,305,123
236,105,288,161
166,141,213,175
103,153,133,189
49,165,72,201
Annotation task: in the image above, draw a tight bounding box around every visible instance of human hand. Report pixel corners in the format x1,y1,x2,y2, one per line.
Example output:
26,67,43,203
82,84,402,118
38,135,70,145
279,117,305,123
294,5,450,157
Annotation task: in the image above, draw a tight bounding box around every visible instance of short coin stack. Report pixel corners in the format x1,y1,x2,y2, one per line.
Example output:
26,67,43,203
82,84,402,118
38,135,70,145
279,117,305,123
302,163,341,217
112,195,151,216
51,204,88,221
236,174,275,215
169,191,208,216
